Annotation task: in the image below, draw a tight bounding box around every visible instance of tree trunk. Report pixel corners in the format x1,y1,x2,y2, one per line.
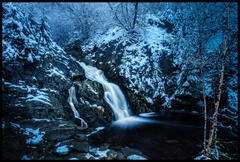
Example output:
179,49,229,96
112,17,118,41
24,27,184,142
198,19,207,153
200,65,207,152
131,2,138,31
205,6,229,157
199,29,207,151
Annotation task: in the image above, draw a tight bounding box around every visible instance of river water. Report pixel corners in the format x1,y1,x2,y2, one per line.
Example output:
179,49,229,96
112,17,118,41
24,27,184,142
89,111,204,160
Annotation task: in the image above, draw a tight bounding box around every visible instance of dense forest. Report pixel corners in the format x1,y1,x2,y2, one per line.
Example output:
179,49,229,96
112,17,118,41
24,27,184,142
2,2,238,160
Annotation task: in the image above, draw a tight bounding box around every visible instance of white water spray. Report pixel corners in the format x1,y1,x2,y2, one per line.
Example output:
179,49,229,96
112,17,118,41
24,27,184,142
68,86,88,128
79,62,132,120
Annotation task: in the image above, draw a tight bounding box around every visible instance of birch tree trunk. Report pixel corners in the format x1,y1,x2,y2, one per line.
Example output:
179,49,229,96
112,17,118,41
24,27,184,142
200,62,207,152
205,6,229,157
198,23,208,153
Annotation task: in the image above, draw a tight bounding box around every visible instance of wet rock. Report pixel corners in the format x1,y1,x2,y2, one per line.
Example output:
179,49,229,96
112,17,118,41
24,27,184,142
74,133,87,142
64,39,83,60
44,128,75,142
122,146,142,153
72,74,85,82
110,144,123,150
72,118,88,127
99,144,109,151
125,90,153,115
75,153,88,160
116,152,125,160
75,126,89,134
106,150,118,160
70,141,89,153
74,76,113,124
121,147,143,156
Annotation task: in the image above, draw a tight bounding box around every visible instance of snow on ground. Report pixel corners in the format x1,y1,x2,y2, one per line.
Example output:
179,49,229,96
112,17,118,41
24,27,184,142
25,92,52,106
46,64,67,80
68,157,79,160
56,145,69,153
89,146,110,158
21,155,32,160
145,97,154,105
86,126,105,137
82,26,126,52
194,154,211,160
9,122,45,145
85,153,95,159
118,19,173,103
83,146,110,160
80,99,105,112
32,118,52,122
3,79,54,107
25,128,45,144
86,83,98,95
127,154,148,160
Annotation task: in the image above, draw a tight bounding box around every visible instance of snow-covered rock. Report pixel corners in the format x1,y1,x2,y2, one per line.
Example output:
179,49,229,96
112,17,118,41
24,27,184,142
55,145,70,156
80,12,186,113
2,3,86,121
127,154,148,160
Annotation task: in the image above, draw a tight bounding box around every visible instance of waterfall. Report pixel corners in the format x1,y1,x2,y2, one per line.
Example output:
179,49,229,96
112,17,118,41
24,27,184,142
68,86,88,128
79,62,132,120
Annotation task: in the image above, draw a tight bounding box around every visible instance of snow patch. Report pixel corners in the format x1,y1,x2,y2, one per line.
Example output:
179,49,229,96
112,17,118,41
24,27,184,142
56,145,69,153
9,122,45,144
46,66,66,80
25,128,45,144
86,126,105,137
21,155,32,160
127,154,147,160
194,154,211,160
69,157,78,160
145,97,154,105
89,146,110,159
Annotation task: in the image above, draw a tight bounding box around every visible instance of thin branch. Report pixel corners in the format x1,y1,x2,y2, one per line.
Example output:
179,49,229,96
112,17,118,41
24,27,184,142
120,3,130,30
108,2,128,31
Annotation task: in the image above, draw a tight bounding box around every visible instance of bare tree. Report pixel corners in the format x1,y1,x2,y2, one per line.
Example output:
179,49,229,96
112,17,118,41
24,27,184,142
108,2,138,33
205,6,230,157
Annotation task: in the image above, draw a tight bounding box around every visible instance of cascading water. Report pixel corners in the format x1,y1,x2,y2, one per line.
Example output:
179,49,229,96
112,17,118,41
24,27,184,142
79,62,132,120
68,86,88,128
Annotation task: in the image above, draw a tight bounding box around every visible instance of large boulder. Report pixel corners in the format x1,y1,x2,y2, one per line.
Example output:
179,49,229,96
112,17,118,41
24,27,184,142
44,128,75,142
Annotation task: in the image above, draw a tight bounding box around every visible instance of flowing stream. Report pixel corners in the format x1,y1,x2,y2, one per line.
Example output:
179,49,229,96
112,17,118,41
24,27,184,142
68,86,88,128
79,62,132,120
